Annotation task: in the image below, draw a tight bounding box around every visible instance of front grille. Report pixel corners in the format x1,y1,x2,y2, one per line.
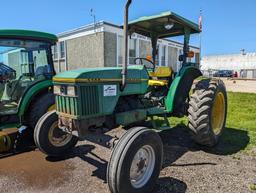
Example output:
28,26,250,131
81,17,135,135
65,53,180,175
56,95,78,116
80,86,100,116
56,85,100,118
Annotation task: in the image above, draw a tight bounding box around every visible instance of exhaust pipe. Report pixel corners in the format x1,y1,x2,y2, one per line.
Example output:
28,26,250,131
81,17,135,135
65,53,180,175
121,0,132,91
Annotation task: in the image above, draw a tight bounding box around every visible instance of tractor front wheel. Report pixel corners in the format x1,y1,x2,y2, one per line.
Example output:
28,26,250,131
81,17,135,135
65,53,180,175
34,110,78,157
188,79,227,147
107,127,163,193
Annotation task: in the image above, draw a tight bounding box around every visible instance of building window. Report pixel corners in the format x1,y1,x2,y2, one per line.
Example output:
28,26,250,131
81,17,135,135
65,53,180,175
52,45,58,60
177,49,183,71
117,35,123,65
161,45,167,66
155,45,160,66
129,39,137,65
60,41,66,59
117,37,138,65
195,53,200,63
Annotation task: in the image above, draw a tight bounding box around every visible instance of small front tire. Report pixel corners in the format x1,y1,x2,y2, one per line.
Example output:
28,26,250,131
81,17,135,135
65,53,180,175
34,110,78,157
107,127,163,193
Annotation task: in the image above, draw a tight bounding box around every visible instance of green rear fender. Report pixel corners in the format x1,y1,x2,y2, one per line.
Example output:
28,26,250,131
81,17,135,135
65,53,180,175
18,80,53,116
165,66,202,115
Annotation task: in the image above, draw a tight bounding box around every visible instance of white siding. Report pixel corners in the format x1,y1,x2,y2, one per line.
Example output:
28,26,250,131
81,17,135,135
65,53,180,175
201,52,256,71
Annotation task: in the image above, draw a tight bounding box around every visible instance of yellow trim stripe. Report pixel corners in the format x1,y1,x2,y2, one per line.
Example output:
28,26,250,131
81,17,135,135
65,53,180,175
53,77,148,83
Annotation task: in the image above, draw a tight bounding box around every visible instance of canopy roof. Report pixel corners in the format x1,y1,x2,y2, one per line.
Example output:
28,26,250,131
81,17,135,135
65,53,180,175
0,29,57,44
128,11,201,38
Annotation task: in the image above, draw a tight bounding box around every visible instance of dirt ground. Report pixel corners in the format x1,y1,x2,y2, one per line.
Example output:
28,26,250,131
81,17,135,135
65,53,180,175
222,78,256,93
0,127,255,193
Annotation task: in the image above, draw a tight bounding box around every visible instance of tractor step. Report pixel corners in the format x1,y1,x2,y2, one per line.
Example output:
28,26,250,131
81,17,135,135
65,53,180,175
0,127,18,153
0,125,31,154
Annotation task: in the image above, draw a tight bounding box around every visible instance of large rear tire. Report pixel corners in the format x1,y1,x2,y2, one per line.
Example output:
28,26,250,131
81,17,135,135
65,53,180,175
34,110,78,157
26,92,55,129
107,127,163,193
188,79,227,147
19,93,55,146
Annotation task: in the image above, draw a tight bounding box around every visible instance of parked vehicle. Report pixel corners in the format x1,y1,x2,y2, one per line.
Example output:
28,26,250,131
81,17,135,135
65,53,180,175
213,70,233,77
35,1,228,193
0,30,57,154
233,71,238,78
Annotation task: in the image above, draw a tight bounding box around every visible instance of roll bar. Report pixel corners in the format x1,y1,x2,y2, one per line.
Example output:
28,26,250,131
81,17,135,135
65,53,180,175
121,0,194,89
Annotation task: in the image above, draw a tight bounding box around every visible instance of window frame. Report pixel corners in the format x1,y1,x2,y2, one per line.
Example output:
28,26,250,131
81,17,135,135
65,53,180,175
59,41,66,59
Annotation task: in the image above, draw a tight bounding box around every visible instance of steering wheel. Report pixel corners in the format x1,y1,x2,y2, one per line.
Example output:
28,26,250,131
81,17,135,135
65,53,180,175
134,58,156,71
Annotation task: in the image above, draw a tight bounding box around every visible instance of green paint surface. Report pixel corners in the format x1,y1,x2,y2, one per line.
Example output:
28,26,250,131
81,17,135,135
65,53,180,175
116,110,147,126
0,123,20,131
18,80,53,116
0,29,57,44
128,11,200,38
54,65,147,80
164,66,201,113
55,65,149,120
165,76,181,112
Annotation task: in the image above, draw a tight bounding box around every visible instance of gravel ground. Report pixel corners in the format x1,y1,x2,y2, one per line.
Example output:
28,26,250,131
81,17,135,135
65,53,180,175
221,78,256,93
0,127,255,193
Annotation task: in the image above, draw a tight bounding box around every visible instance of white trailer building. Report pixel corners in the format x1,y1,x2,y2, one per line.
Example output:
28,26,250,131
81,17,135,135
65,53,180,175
201,51,256,78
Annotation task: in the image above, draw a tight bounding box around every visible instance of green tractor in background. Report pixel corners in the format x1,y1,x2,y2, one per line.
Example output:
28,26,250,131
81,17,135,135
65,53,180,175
35,1,228,193
0,30,57,154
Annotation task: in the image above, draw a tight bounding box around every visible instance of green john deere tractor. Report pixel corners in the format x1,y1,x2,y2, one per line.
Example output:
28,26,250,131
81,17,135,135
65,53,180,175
35,1,227,193
0,30,57,154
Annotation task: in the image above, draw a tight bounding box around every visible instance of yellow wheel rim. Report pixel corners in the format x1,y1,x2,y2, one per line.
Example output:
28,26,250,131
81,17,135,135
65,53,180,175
211,92,225,135
47,104,56,112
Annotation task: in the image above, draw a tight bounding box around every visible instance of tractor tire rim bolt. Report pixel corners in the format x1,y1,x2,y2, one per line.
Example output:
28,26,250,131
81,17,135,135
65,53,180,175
130,145,155,188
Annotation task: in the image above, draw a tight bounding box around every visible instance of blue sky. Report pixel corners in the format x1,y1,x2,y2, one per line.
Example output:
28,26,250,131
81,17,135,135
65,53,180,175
1,0,255,56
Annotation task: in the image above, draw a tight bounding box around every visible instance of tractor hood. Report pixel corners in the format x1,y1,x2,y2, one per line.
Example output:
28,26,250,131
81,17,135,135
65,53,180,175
53,65,149,84
127,11,201,38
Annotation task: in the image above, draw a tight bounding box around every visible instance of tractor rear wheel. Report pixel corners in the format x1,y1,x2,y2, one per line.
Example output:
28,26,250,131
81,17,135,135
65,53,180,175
34,110,78,157
188,79,227,147
18,93,55,146
26,92,55,129
107,127,163,193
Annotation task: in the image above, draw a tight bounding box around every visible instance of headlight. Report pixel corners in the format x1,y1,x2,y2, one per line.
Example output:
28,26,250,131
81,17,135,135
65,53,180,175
53,85,61,95
54,85,76,97
67,86,76,97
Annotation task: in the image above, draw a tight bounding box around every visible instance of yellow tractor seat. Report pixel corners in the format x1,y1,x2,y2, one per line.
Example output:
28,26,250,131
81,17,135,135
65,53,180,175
148,67,172,86
148,67,172,78
148,79,168,86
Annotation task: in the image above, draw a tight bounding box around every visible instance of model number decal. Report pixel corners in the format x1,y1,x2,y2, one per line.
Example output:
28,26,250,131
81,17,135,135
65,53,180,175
104,85,117,96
